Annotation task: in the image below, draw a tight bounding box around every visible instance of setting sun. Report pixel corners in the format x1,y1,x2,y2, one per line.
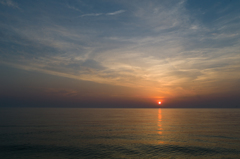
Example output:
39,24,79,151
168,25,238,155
158,102,161,105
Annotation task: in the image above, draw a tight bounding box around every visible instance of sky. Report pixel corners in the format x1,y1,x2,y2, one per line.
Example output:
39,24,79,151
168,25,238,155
0,0,240,108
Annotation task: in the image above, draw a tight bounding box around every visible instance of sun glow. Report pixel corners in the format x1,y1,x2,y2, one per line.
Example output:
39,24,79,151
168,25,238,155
158,101,161,105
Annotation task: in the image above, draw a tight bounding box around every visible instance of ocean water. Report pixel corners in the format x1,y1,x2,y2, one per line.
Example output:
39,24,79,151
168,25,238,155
0,108,240,159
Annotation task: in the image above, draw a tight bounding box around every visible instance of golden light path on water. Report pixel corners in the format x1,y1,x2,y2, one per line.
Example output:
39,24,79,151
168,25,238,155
158,109,163,133
157,109,164,144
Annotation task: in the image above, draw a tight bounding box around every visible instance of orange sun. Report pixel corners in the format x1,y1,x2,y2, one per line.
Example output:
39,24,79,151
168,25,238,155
158,101,161,105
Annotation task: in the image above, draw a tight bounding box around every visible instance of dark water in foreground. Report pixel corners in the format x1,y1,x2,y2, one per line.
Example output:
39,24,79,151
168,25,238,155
0,108,240,159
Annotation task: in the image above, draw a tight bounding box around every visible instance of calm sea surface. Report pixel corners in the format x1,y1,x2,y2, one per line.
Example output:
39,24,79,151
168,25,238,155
0,108,240,159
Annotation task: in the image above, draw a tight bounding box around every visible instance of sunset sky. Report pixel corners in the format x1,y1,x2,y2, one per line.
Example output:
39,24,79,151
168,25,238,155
0,0,240,108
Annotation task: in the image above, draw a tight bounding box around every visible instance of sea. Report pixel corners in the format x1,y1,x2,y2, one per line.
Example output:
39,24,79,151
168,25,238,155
0,108,240,159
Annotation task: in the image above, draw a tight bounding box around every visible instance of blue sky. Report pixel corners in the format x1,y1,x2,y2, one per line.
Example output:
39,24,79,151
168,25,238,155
0,0,240,107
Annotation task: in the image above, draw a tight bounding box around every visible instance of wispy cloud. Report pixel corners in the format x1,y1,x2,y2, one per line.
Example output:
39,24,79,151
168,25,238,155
0,0,19,8
106,10,125,15
67,4,82,12
1,0,240,99
80,13,103,17
80,10,125,17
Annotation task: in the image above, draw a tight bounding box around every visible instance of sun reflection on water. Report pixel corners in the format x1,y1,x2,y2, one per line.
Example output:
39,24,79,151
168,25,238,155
158,108,162,135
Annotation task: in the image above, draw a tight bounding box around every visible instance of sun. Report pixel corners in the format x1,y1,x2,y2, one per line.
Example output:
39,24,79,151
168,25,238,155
158,101,161,105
